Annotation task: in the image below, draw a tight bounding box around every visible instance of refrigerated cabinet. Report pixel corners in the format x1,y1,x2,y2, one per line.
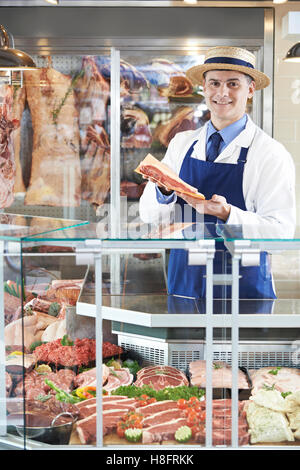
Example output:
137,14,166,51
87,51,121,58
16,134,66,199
1,219,300,449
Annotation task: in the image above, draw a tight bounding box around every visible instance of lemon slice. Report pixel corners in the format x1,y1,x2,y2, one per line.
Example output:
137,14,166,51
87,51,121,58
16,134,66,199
35,364,52,374
8,351,23,358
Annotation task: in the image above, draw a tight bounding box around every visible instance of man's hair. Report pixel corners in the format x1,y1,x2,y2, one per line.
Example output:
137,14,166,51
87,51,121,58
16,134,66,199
203,70,254,85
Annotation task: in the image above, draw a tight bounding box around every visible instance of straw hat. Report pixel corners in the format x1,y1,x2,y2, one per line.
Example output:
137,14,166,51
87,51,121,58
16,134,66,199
186,46,270,90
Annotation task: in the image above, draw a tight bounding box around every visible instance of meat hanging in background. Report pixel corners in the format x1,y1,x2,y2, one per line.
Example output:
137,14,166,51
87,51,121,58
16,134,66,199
74,56,110,129
74,56,111,208
153,106,197,148
0,85,19,208
23,61,81,207
79,124,110,207
11,85,26,193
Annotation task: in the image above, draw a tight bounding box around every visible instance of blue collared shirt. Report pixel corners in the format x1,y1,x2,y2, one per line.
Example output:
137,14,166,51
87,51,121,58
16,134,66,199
156,114,248,204
206,114,248,157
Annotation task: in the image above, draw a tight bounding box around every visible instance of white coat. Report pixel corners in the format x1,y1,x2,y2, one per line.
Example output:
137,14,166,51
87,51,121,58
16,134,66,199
139,116,296,239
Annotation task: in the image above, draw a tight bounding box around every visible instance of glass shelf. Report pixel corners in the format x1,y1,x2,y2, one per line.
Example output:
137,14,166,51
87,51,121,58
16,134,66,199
0,213,88,241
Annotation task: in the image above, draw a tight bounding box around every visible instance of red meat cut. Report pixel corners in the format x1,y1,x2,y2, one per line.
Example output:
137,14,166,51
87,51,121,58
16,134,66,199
135,153,205,199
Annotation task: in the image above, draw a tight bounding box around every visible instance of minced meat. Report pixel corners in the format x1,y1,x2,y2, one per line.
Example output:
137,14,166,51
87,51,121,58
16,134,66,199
33,338,96,367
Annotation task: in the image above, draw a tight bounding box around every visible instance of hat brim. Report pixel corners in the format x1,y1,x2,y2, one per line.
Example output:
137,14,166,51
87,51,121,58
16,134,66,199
186,63,270,91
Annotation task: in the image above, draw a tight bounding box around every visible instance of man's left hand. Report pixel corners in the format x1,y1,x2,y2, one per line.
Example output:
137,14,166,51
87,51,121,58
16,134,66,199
176,192,231,222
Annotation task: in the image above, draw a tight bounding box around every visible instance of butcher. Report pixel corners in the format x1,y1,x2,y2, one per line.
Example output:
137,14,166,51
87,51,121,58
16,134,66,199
139,46,296,299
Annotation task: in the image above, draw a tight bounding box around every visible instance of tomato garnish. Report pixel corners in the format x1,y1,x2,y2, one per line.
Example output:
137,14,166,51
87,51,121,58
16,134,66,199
138,400,148,407
147,397,157,405
188,397,199,405
177,398,187,409
116,424,125,438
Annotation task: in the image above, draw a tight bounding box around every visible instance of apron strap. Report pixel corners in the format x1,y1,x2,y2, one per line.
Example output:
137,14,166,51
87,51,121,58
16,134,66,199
237,147,249,163
186,140,198,158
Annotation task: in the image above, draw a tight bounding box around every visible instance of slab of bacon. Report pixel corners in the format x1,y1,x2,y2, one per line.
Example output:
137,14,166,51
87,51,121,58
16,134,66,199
153,106,197,147
135,153,205,199
0,85,19,207
24,63,81,207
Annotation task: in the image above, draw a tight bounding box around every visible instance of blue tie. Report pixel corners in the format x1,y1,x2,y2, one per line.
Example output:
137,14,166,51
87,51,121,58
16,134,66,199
206,132,223,162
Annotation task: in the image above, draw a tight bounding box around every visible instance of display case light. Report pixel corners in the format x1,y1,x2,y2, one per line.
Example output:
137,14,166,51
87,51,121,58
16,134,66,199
284,42,300,63
0,24,36,72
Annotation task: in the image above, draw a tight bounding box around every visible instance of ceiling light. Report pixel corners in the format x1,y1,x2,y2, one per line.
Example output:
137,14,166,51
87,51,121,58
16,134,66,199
273,0,288,3
44,0,59,4
184,0,198,4
0,24,36,71
284,42,300,63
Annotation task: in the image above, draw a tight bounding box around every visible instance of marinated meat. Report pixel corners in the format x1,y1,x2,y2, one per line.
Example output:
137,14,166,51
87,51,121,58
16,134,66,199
33,338,96,367
121,106,152,149
0,85,19,207
11,85,26,193
14,368,76,399
136,153,205,199
249,367,300,394
153,106,197,147
24,65,81,207
189,360,250,389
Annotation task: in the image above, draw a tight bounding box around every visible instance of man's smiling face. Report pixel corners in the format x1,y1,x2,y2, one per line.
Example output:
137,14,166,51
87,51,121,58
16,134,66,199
203,70,255,130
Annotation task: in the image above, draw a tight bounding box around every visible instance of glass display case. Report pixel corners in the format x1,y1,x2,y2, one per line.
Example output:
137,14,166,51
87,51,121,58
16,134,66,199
1,219,300,450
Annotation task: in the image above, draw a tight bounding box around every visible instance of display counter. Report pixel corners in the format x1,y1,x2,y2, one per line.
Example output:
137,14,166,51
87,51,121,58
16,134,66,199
1,219,300,450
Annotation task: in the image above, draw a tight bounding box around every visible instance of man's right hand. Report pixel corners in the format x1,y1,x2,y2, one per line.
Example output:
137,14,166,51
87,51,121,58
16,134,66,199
144,176,174,195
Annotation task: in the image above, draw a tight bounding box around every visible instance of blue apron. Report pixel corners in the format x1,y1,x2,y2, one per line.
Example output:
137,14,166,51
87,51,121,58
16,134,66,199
167,140,276,300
